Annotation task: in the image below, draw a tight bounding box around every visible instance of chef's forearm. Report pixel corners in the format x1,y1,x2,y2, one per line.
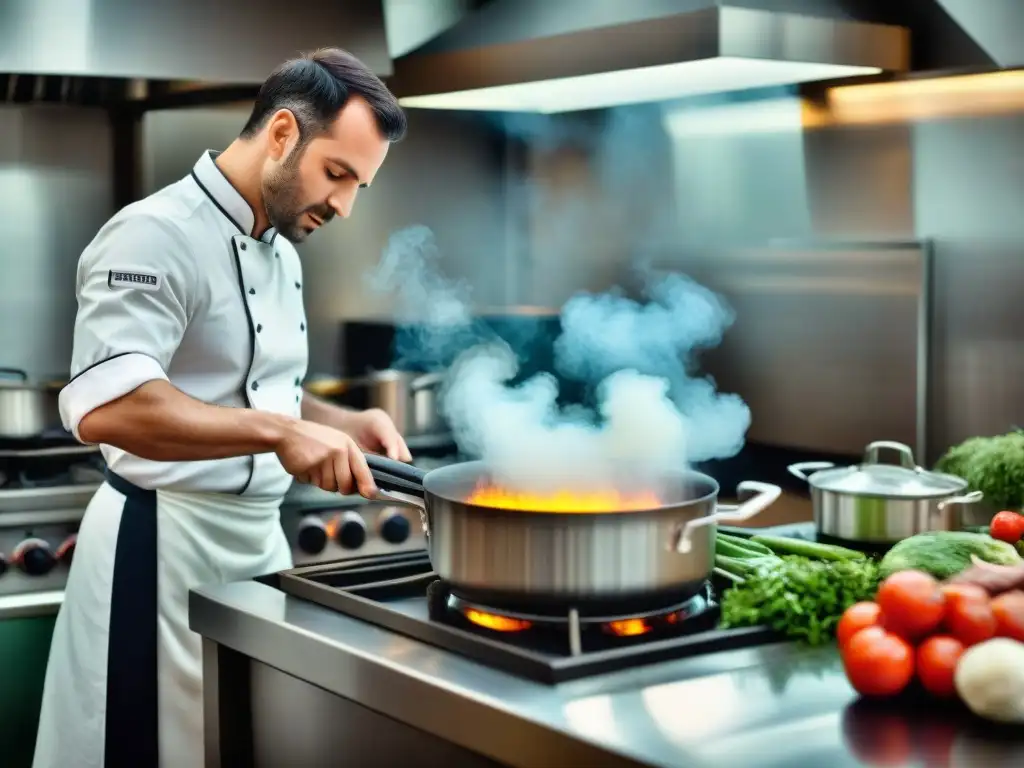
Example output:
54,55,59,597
77,380,293,461
300,392,358,432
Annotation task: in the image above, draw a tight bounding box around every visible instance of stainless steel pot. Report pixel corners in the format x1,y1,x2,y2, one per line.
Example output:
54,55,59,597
789,440,985,544
0,369,62,439
365,454,781,601
305,370,446,437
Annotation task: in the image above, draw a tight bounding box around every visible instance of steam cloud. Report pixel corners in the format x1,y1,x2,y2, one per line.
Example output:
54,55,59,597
367,226,751,495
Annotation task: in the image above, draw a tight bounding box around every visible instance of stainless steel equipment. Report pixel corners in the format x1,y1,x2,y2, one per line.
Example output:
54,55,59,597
192,572,1024,768
788,440,985,544
305,370,446,438
0,369,62,439
0,0,390,87
389,0,909,112
366,454,780,600
668,241,931,460
0,447,99,602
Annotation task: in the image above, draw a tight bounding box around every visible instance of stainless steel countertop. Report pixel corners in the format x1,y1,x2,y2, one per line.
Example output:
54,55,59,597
190,580,1024,767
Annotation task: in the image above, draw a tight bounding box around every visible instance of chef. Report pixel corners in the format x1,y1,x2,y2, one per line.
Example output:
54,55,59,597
33,48,408,768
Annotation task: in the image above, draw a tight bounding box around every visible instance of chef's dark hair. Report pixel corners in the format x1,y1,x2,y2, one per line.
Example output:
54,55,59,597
240,48,406,143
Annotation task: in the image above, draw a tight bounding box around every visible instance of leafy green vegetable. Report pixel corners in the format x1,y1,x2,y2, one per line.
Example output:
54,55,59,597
879,531,1021,580
935,431,1024,509
720,556,882,645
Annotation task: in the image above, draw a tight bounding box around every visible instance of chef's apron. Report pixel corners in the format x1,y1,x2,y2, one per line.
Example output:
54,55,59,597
32,470,292,768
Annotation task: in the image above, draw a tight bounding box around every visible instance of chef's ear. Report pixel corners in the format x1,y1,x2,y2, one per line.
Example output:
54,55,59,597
265,108,301,161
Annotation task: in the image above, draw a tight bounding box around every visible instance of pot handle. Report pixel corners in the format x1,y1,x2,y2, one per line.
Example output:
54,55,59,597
864,441,917,468
787,461,835,481
936,490,984,511
410,372,446,391
675,481,782,554
365,454,429,535
0,367,28,381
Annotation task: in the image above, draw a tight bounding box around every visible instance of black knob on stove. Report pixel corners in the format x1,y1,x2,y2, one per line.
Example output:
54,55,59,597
376,508,410,544
334,510,367,550
15,540,57,576
296,515,328,555
0,554,8,578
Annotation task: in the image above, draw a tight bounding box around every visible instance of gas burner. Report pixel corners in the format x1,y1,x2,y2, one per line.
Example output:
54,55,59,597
428,579,719,656
277,551,779,684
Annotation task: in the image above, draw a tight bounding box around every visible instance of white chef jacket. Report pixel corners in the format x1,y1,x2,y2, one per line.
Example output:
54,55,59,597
58,149,308,499
33,151,306,768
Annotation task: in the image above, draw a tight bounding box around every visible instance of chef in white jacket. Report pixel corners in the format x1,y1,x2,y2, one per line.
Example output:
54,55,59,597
33,48,409,768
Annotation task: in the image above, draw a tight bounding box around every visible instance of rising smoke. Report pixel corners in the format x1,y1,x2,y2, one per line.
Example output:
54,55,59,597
367,226,750,495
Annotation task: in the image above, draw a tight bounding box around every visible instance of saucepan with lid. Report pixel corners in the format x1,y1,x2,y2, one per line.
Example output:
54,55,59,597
788,440,984,545
365,454,781,605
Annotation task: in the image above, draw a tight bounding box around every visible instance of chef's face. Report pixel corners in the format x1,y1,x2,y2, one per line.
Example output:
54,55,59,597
262,96,391,243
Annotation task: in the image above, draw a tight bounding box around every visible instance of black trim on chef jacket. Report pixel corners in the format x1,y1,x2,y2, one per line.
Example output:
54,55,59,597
66,351,139,384
190,150,278,495
189,171,246,236
102,468,159,768
231,238,259,496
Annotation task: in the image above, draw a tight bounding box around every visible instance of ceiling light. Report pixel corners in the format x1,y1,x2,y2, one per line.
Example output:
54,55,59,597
399,57,881,114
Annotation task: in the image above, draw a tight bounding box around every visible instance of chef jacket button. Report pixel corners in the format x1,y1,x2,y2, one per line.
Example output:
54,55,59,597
295,281,301,289
296,394,300,403
252,381,259,391
300,322,305,332
294,376,301,386
249,287,255,295
256,323,262,333
240,243,247,250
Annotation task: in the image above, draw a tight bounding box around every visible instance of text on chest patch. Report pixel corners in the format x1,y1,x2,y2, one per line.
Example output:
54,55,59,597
108,270,161,292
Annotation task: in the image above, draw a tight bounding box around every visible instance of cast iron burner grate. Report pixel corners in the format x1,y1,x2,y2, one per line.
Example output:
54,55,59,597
276,550,782,684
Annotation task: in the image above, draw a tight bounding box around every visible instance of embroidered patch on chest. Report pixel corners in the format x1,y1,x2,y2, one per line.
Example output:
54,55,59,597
108,269,161,292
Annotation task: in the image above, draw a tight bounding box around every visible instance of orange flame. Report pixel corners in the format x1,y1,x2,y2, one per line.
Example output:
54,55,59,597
463,609,532,633
465,485,661,513
605,619,652,637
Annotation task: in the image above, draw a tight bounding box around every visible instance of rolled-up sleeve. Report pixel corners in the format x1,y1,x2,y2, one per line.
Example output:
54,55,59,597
59,213,196,441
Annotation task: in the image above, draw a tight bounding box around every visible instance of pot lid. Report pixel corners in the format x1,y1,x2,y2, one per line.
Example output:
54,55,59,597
806,441,967,499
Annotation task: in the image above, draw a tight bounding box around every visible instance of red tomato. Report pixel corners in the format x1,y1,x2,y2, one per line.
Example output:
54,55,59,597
915,635,965,698
989,511,1024,544
842,626,915,697
944,595,996,646
991,590,1024,641
837,602,883,648
940,583,989,607
875,570,946,640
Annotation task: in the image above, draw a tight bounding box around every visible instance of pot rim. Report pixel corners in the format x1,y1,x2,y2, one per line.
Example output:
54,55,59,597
422,461,723,518
805,465,968,500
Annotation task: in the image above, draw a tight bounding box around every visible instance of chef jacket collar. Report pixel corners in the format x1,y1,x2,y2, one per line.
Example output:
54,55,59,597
190,150,278,244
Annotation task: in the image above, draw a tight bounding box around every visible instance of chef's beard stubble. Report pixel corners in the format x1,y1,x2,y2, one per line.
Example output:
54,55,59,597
263,142,332,243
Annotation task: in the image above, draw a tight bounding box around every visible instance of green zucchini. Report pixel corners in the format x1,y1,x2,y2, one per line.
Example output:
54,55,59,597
750,534,866,562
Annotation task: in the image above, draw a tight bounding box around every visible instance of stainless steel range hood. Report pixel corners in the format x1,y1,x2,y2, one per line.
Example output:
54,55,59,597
0,0,391,105
389,0,910,113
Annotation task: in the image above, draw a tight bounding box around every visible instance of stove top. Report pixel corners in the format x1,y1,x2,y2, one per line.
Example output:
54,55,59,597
276,551,780,684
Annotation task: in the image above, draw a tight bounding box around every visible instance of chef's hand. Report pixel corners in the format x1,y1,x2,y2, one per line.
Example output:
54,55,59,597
343,408,412,462
275,420,377,497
